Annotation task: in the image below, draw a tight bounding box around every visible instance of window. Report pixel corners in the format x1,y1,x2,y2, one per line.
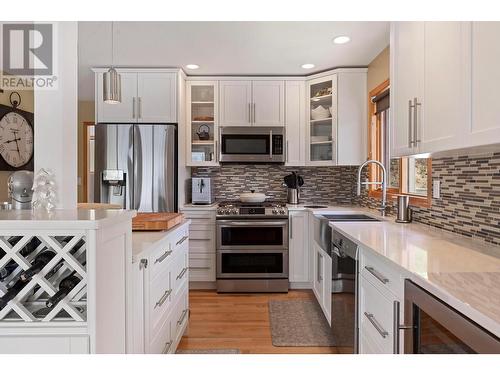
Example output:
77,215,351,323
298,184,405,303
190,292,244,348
368,80,432,207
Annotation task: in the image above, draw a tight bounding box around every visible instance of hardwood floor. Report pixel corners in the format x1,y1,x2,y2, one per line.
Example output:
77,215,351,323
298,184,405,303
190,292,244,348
177,289,345,354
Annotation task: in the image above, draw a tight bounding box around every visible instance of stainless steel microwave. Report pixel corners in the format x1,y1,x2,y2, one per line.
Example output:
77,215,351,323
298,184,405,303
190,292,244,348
219,126,285,163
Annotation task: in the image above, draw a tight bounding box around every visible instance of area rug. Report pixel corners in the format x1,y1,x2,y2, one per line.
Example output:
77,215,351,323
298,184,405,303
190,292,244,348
268,300,336,347
175,349,240,354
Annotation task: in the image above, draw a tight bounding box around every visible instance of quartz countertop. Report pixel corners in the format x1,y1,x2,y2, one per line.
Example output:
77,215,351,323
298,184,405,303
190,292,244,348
132,219,191,262
329,219,500,338
0,209,137,230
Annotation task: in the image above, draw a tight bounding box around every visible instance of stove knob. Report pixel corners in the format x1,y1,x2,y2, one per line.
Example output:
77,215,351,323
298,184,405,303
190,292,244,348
231,209,238,215
279,210,285,215
272,209,278,214
224,209,231,215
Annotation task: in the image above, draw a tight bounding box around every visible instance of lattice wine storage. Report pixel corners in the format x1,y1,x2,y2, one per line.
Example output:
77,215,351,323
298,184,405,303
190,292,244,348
0,233,87,323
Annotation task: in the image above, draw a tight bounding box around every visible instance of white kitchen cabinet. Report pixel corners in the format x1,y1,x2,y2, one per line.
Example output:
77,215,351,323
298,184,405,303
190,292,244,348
470,22,500,147
186,81,219,166
181,208,217,286
391,22,471,156
130,222,190,354
312,241,331,323
219,80,284,127
288,211,309,283
252,80,285,126
96,72,138,123
94,69,178,124
285,81,306,166
219,80,252,126
337,71,367,165
358,247,405,354
137,72,177,123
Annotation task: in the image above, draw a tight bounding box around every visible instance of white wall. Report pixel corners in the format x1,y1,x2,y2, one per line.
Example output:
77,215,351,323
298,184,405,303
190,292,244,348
34,22,78,209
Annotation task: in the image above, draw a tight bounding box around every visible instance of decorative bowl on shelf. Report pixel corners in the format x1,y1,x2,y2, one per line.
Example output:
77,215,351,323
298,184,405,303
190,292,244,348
311,105,331,120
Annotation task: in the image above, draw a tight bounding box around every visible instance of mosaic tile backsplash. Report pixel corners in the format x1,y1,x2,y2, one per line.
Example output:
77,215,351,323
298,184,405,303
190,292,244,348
192,151,500,246
191,165,360,205
358,152,500,246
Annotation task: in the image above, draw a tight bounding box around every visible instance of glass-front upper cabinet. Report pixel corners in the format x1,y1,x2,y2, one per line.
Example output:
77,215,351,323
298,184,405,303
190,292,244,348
307,74,337,165
186,81,219,166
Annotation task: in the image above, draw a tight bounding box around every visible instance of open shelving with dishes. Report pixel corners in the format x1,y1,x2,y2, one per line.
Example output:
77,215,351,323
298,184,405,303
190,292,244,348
307,74,337,165
0,234,87,324
187,81,219,166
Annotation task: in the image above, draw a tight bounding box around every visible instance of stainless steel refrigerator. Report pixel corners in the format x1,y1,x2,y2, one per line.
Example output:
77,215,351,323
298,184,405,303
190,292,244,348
94,124,177,212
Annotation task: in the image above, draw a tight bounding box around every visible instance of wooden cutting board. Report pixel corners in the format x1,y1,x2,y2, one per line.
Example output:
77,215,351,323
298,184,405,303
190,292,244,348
132,212,184,231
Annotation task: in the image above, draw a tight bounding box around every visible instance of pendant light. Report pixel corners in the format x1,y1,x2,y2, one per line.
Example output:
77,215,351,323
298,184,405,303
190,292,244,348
103,22,121,104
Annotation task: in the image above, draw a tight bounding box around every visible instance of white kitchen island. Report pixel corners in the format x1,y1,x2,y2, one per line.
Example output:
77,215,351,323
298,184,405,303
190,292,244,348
0,209,136,354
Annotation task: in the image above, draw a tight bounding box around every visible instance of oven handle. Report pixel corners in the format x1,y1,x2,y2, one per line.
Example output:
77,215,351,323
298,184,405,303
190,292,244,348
217,221,288,226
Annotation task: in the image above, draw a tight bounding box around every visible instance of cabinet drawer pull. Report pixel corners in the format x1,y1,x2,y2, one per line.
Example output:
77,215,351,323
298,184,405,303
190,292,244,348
163,340,173,354
176,235,188,246
190,266,211,270
176,267,188,280
177,309,188,325
365,266,389,284
364,312,388,338
155,288,172,309
154,250,173,264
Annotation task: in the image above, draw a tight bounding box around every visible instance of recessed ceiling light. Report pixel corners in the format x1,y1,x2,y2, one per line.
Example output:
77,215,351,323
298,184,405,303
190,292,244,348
186,64,200,70
301,63,315,69
333,36,351,44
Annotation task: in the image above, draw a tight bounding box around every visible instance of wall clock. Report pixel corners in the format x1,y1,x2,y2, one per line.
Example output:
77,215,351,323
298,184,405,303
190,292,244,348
0,92,34,171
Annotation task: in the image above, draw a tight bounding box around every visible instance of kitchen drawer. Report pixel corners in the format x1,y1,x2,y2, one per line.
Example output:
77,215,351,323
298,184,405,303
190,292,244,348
172,284,189,345
181,210,216,222
189,218,216,226
0,335,89,354
149,240,175,280
148,309,172,354
148,266,173,335
189,253,216,282
171,225,190,252
359,274,396,354
359,326,386,354
189,238,215,254
189,225,214,240
172,246,189,298
359,247,404,299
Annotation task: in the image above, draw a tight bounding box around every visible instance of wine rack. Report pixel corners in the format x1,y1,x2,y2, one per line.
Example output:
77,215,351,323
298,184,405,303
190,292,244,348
0,233,87,323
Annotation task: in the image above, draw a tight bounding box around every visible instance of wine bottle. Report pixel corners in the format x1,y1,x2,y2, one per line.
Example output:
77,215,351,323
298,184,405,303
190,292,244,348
0,279,29,310
0,237,38,282
46,273,80,308
19,250,56,281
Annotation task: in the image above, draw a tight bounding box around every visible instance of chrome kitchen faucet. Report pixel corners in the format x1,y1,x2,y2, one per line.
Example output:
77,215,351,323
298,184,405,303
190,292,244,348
357,160,387,217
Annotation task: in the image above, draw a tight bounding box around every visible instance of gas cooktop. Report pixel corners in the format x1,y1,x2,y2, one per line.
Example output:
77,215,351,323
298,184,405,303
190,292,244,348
216,200,288,218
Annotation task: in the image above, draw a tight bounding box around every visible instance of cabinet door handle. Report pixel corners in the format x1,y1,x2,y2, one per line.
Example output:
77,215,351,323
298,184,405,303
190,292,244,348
286,140,289,163
176,267,188,280
176,235,188,246
138,97,142,119
413,97,421,145
155,288,172,309
365,266,389,284
269,129,273,159
248,103,251,123
215,140,218,163
154,250,173,264
133,97,136,119
364,312,388,338
289,216,293,239
408,99,413,147
393,300,413,354
177,309,189,325
163,340,173,354
253,103,256,124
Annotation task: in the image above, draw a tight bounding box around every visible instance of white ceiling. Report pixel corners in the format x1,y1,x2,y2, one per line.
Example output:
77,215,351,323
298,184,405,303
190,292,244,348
78,21,389,101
